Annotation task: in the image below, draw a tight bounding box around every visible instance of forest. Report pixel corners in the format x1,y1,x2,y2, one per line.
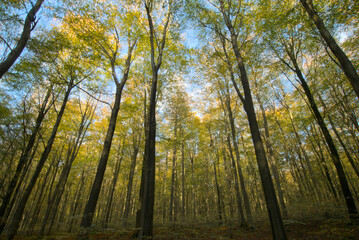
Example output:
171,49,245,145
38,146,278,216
0,0,359,239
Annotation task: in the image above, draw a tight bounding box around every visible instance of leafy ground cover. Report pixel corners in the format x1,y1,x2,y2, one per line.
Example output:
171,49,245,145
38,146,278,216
8,218,359,240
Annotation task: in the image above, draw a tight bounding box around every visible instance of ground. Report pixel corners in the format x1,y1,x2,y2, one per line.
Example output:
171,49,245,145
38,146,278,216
5,218,359,240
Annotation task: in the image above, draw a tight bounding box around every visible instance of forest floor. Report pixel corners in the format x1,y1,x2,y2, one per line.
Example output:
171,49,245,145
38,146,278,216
7,218,359,240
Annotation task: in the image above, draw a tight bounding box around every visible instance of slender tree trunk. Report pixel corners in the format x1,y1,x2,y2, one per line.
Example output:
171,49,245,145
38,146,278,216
68,168,86,233
219,1,287,238
39,105,93,236
309,125,339,200
54,185,71,231
77,84,122,236
169,116,178,222
319,97,359,179
255,83,288,218
138,3,170,238
123,132,141,226
134,92,147,236
0,86,52,233
181,135,185,219
162,151,169,222
299,0,359,99
102,141,124,228
225,96,253,226
77,42,135,240
213,153,223,224
26,150,61,234
189,152,197,220
226,135,246,225
0,0,45,78
4,82,73,240
285,48,358,219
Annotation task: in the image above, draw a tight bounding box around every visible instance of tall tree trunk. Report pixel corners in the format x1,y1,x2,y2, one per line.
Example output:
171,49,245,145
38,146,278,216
208,129,223,224
181,134,185,219
0,86,52,233
189,151,197,219
68,167,86,233
134,92,147,235
285,50,358,219
299,0,359,99
102,140,125,228
254,82,288,218
162,151,169,222
169,115,178,222
39,103,93,236
219,1,287,238
225,96,253,226
226,135,246,225
213,153,223,224
138,3,171,238
77,41,135,240
123,132,141,226
25,152,60,235
0,0,45,78
4,81,73,240
318,96,359,179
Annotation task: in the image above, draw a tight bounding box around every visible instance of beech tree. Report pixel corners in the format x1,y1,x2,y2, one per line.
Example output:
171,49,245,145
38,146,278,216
0,0,45,78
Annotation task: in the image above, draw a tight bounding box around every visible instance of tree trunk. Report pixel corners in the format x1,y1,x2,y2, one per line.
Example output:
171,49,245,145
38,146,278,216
226,135,246,225
288,52,358,219
219,1,287,238
255,83,288,218
77,42,135,240
68,168,86,233
169,115,178,222
299,0,359,99
25,152,59,235
189,152,197,219
0,0,45,78
225,96,253,226
181,135,185,219
4,82,73,240
0,86,52,233
102,140,124,228
39,103,93,236
320,97,359,179
123,132,141,226
138,3,170,238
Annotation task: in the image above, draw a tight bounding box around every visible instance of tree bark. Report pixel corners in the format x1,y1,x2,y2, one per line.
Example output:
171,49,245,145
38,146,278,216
226,135,246,225
181,134,185,219
4,81,73,240
102,140,125,228
77,41,135,239
299,0,359,100
255,88,288,218
39,102,93,236
169,114,178,222
138,2,170,238
0,86,52,233
225,96,253,226
219,1,287,238
285,49,358,219
0,0,45,78
123,131,141,226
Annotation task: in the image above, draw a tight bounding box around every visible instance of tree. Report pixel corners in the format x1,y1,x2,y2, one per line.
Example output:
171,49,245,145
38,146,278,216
0,0,45,78
299,0,359,100
194,1,287,238
73,2,138,237
138,1,173,238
